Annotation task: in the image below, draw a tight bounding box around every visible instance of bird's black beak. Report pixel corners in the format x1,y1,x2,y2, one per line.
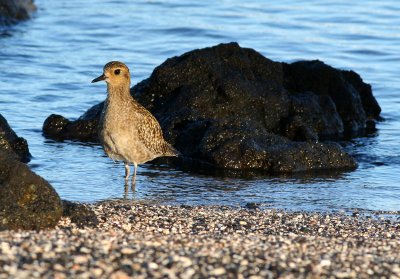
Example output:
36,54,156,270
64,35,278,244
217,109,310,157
91,74,106,83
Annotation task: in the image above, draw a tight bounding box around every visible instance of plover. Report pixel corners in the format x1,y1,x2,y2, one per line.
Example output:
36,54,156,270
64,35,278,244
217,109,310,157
92,61,180,187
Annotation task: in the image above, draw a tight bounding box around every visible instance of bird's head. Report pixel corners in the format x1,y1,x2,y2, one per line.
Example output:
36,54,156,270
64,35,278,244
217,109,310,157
92,61,130,87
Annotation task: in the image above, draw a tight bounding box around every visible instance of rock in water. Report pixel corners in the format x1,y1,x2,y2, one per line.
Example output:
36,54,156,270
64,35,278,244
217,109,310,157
282,60,381,134
0,113,31,163
43,43,382,173
0,115,62,230
43,111,100,142
0,0,36,24
0,151,63,230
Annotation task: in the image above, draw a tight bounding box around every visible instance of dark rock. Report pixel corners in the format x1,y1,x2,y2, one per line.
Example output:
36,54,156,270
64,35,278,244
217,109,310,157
244,202,260,210
281,91,343,141
0,0,36,24
0,113,31,163
282,60,381,134
43,43,382,173
0,115,63,230
0,150,63,230
62,200,99,228
43,109,100,142
132,43,361,171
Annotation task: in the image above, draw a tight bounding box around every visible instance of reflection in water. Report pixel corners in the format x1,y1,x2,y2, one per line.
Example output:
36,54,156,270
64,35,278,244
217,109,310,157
0,0,400,212
115,160,361,212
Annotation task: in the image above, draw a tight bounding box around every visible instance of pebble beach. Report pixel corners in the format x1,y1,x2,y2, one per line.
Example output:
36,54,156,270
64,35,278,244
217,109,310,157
1,201,399,278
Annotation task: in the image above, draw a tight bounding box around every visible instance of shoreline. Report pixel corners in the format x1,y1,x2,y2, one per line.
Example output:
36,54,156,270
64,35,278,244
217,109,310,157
1,200,399,278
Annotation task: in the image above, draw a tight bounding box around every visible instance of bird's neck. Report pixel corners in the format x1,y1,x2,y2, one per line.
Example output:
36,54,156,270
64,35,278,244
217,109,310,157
106,84,132,102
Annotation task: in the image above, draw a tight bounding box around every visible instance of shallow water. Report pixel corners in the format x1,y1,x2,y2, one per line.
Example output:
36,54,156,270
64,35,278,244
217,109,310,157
1,0,400,212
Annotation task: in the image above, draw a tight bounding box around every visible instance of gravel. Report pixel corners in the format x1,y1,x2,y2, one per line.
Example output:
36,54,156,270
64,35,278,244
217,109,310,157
0,200,399,278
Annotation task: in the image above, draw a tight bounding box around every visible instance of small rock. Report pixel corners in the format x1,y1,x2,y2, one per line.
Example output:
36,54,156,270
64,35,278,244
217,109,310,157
148,262,158,269
120,248,135,255
110,270,130,279
73,255,88,264
210,267,226,276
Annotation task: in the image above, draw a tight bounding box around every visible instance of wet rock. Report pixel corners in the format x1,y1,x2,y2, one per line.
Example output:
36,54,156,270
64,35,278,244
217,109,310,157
0,150,62,230
283,60,381,135
134,43,362,171
43,109,100,142
244,202,260,210
62,200,99,228
0,0,36,24
43,43,382,172
0,113,31,163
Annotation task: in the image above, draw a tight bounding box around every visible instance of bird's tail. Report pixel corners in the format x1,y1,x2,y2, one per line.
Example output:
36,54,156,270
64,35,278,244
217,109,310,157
164,143,182,157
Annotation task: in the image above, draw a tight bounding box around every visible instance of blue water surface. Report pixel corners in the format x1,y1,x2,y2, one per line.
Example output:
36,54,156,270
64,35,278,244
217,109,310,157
1,0,400,212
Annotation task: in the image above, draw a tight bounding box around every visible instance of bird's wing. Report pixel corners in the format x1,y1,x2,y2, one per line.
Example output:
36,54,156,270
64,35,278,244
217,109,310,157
133,105,176,156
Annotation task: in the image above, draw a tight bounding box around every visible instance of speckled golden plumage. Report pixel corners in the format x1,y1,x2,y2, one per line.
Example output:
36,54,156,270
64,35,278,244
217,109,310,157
92,61,179,187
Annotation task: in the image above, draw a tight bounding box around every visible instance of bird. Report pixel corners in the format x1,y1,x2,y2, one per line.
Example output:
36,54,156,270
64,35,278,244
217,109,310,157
91,61,180,188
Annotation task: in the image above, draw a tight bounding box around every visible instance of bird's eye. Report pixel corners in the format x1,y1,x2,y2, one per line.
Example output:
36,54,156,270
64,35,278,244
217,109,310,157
114,69,121,75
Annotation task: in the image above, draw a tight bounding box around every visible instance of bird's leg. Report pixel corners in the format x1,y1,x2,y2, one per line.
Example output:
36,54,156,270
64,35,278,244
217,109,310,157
124,162,130,186
124,184,129,199
131,162,138,191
